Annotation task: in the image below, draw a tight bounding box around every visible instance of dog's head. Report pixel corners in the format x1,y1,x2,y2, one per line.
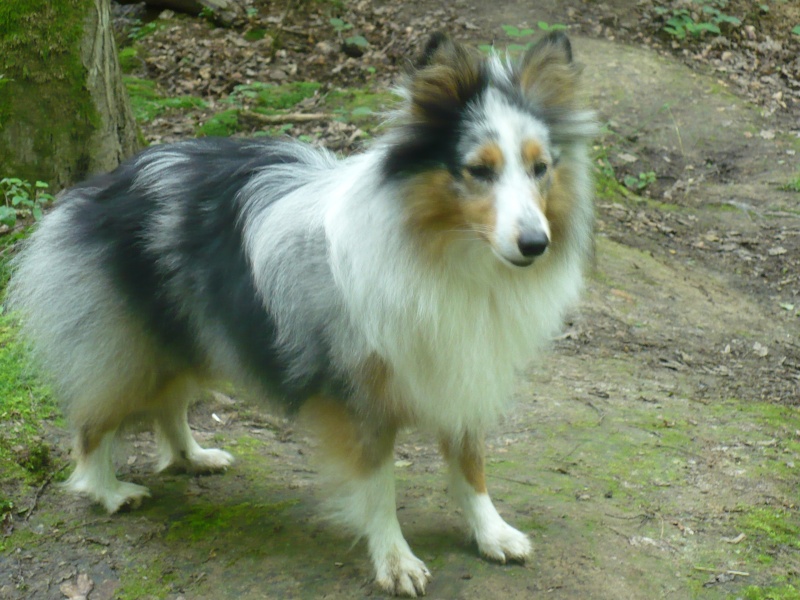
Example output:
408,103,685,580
385,33,596,267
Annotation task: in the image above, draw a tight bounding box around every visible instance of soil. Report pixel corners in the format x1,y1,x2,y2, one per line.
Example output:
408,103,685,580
2,1,799,599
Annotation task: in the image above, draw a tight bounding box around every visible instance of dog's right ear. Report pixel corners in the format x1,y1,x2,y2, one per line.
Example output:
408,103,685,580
416,32,455,68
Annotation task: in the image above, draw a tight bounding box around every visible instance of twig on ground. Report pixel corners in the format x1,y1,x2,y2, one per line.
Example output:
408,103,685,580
239,111,334,124
693,566,750,577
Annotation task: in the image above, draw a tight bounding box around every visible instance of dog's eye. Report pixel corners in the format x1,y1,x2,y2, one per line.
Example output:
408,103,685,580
465,164,496,182
532,162,548,178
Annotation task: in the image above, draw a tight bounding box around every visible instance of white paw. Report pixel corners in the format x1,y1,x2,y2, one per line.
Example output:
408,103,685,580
101,482,152,513
186,448,234,473
68,477,151,514
159,447,234,474
374,546,431,597
476,521,532,563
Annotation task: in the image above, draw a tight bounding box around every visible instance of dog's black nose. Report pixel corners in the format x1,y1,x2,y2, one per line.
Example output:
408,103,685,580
517,231,549,257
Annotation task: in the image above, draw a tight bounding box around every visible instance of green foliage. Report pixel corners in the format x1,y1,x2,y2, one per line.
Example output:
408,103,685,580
234,81,321,110
345,34,369,49
502,25,536,37
537,21,569,32
128,20,159,41
656,0,741,39
197,109,240,137
118,47,141,74
740,507,800,549
0,315,59,486
623,171,657,191
742,584,800,600
780,175,800,192
792,25,800,36
244,27,268,42
0,178,54,227
123,76,207,122
329,17,353,32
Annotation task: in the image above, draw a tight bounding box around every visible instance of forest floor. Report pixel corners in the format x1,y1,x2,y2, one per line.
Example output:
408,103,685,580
2,1,800,599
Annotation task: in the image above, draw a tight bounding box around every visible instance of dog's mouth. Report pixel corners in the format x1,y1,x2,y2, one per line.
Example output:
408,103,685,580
507,257,535,267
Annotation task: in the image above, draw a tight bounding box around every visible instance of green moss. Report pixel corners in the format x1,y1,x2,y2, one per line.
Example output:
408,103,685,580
165,499,298,543
123,76,207,123
0,0,101,185
118,46,141,74
227,81,321,111
780,175,800,193
324,87,394,124
0,316,59,471
244,28,268,42
116,563,177,600
738,508,800,550
740,584,800,600
197,109,241,137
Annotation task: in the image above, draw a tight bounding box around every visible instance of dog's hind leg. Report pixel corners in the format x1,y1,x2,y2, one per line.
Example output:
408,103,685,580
302,396,431,598
440,432,532,563
153,378,234,474
66,422,150,514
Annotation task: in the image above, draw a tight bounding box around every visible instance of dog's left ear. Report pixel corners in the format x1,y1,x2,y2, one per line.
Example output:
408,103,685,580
406,34,484,126
518,32,581,110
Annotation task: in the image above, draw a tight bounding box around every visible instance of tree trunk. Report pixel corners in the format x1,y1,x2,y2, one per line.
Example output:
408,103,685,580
0,0,139,190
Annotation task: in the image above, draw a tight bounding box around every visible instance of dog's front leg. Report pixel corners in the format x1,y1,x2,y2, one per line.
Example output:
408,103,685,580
302,397,430,597
440,432,532,563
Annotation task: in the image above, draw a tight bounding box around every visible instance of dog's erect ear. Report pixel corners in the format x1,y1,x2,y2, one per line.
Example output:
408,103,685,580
406,34,485,125
417,32,455,68
518,31,581,110
526,31,573,65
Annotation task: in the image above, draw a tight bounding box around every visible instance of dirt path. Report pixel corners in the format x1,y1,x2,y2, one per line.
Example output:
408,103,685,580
2,4,800,600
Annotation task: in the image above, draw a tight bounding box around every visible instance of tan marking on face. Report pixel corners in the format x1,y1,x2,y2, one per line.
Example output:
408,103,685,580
474,142,504,173
404,170,497,257
440,435,487,494
300,395,396,476
543,165,574,253
522,140,542,166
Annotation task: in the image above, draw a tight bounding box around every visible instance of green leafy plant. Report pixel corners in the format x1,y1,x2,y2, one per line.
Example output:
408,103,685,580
345,34,368,49
329,17,353,33
0,178,54,227
792,25,800,36
128,20,158,41
502,25,536,37
656,0,741,39
780,174,800,192
623,171,657,191
537,21,569,32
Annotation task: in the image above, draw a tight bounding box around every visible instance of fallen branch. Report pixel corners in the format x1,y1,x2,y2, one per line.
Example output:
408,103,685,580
693,566,750,577
239,111,335,124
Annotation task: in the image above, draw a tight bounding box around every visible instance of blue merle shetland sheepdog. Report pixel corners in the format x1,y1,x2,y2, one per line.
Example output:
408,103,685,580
8,32,596,596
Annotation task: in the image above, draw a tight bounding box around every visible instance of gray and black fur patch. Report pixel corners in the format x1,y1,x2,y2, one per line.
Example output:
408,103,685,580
56,138,344,410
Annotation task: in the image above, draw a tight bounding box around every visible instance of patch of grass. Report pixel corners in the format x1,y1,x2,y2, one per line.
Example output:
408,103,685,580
738,507,800,551
197,108,240,137
324,87,394,125
123,76,207,123
229,81,322,111
118,46,143,74
0,315,60,486
779,175,800,193
116,563,177,600
741,583,800,600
